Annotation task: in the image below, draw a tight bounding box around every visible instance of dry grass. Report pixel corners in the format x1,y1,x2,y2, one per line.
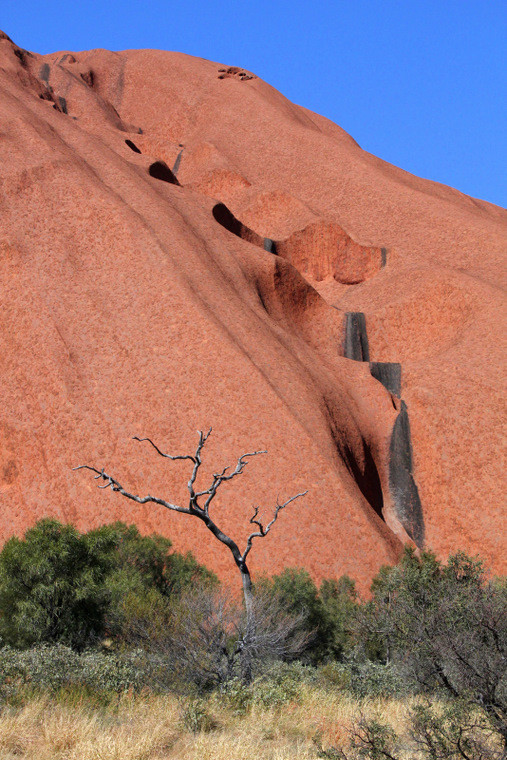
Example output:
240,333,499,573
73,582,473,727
0,686,425,760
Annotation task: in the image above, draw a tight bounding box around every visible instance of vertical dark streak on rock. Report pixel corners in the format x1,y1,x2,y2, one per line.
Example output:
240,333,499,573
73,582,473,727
389,401,425,547
264,238,277,254
172,149,183,175
369,362,401,397
39,63,50,84
115,56,126,108
344,312,370,361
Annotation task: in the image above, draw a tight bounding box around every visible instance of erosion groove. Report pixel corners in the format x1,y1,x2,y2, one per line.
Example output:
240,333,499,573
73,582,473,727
342,315,424,545
342,440,385,522
343,312,370,362
389,401,425,547
369,362,401,397
212,202,385,285
212,203,264,246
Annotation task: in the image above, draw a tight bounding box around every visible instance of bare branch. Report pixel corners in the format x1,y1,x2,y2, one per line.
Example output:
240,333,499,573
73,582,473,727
197,450,268,516
133,436,196,463
187,428,213,504
72,464,192,514
242,490,307,561
213,450,267,484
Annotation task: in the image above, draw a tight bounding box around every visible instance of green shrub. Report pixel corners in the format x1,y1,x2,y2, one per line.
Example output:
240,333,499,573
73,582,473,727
180,697,217,732
316,659,406,698
223,661,313,714
0,519,216,649
0,643,151,698
361,548,507,753
255,568,358,664
0,520,112,649
318,576,358,661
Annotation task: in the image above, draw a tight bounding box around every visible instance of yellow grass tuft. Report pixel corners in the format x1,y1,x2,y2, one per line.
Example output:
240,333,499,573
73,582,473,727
0,686,491,759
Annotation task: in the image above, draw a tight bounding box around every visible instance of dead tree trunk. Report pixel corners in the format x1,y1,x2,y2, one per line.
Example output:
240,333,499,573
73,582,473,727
74,428,306,676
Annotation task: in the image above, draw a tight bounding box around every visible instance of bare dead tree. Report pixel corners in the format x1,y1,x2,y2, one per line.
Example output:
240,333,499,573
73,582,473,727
125,586,313,691
74,428,306,662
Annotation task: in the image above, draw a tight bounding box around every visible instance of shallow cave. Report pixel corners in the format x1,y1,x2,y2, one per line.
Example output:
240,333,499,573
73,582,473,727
148,161,180,185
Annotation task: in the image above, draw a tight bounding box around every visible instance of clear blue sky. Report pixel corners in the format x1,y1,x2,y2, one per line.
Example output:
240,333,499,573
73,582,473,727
3,0,506,207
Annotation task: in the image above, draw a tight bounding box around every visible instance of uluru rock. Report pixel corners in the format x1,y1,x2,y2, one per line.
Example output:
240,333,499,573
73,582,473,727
0,31,505,591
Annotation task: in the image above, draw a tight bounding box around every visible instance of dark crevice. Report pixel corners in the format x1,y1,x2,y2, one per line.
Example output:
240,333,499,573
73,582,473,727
342,441,385,521
80,70,94,88
255,285,269,312
370,362,401,397
125,139,141,154
323,398,385,523
344,312,370,361
213,203,245,237
14,48,31,67
212,204,280,256
381,247,388,267
389,401,425,547
148,161,180,185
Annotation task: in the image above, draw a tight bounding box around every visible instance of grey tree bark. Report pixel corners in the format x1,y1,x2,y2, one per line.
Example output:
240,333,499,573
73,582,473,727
74,428,306,666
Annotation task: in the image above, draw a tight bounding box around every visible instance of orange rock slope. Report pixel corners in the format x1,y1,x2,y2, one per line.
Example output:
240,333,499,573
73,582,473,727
0,31,505,590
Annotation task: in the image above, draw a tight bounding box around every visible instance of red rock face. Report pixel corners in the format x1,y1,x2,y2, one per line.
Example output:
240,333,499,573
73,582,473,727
0,33,505,592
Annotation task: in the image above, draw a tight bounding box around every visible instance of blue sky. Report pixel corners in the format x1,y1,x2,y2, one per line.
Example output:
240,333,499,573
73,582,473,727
3,0,506,207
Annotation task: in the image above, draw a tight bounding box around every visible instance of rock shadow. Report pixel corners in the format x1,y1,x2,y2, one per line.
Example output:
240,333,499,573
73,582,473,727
125,139,141,153
148,161,180,185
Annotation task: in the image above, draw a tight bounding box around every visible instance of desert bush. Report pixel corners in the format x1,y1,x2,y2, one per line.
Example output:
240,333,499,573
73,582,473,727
0,520,112,649
333,713,401,760
79,648,148,693
0,643,150,699
360,547,507,752
146,586,313,693
328,699,503,760
223,661,312,714
319,575,358,660
255,568,323,661
409,698,503,760
0,519,216,649
255,568,358,664
318,658,407,699
249,661,312,708
179,696,217,733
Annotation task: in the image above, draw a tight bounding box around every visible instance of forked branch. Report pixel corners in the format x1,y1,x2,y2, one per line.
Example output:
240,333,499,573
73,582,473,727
72,465,193,513
242,492,307,562
74,428,307,611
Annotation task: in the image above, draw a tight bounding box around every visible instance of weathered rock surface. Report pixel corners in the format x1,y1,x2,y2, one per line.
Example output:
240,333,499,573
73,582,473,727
0,32,505,589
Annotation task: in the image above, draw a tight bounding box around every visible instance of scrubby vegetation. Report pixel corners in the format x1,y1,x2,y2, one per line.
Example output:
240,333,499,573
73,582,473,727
0,519,216,649
0,519,505,759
